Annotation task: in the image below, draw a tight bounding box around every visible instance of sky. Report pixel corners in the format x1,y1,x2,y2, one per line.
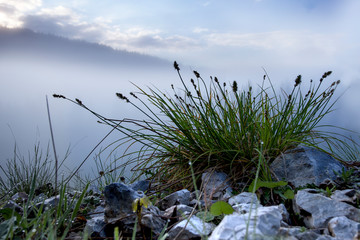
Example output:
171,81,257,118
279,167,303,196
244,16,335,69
1,0,360,178
1,0,359,73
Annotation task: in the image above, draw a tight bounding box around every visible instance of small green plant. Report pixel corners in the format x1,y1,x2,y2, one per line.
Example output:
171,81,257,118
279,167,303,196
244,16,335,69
335,167,354,185
248,179,294,205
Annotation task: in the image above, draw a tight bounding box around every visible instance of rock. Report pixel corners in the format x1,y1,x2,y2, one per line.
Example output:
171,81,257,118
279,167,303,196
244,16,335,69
189,199,216,208
164,204,194,218
278,226,305,239
232,203,263,215
330,189,359,205
42,195,60,208
293,189,360,229
141,205,167,236
84,215,106,238
209,206,283,240
277,204,290,223
270,146,345,187
228,192,260,206
11,192,28,203
327,216,360,239
278,227,336,240
167,215,215,240
130,180,150,192
90,205,105,218
158,189,190,210
103,183,144,223
202,170,233,200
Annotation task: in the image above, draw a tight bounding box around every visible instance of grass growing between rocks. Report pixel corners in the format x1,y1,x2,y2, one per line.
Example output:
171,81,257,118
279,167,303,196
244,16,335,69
55,61,356,189
1,62,360,239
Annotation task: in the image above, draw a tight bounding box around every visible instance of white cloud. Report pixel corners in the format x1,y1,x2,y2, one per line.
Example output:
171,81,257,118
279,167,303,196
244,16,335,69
0,0,41,28
17,4,201,54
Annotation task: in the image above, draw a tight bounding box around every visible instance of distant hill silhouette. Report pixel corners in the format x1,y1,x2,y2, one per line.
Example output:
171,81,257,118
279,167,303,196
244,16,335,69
0,27,170,69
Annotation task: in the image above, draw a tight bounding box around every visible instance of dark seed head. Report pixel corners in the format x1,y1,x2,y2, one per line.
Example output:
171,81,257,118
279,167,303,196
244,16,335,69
53,94,66,99
130,92,138,99
173,61,180,71
294,75,302,87
75,98,82,105
232,81,238,92
193,71,200,78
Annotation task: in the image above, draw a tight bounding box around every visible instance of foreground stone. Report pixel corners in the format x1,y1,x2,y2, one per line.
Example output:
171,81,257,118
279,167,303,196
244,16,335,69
202,170,233,201
327,216,360,239
271,146,345,187
104,183,144,223
293,189,360,229
209,206,283,240
158,189,191,210
167,215,215,239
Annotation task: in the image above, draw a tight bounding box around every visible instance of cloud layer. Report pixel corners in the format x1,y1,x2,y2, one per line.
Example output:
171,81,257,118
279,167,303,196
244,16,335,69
0,0,359,79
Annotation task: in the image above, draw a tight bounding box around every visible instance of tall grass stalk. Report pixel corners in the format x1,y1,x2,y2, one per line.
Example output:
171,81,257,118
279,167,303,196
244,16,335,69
55,63,355,187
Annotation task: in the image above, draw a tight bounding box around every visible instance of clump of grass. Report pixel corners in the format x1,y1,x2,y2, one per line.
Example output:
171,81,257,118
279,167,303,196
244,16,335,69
0,143,69,199
55,62,351,188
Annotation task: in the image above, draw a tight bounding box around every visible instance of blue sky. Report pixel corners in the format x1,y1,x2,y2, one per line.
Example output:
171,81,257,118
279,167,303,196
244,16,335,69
1,0,359,75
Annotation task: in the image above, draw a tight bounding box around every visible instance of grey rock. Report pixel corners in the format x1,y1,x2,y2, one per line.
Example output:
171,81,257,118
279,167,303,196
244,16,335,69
90,205,105,218
84,215,106,238
228,192,260,206
293,189,360,229
43,195,60,208
278,226,305,239
103,183,144,223
158,189,190,210
270,146,345,187
164,204,194,218
330,189,358,205
167,215,215,240
130,180,150,192
141,205,167,235
315,236,336,240
327,216,360,239
189,199,217,209
11,192,28,202
209,206,283,240
277,204,290,223
232,203,263,215
296,231,322,240
202,170,233,200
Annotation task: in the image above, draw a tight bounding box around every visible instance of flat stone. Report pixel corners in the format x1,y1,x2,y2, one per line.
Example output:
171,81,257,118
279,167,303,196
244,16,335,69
270,146,345,187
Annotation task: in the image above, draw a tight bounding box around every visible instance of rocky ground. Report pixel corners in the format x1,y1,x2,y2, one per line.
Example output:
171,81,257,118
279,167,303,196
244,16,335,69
2,145,360,239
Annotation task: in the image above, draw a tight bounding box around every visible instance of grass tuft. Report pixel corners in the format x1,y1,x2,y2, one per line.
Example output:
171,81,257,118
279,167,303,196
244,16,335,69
55,63,358,189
